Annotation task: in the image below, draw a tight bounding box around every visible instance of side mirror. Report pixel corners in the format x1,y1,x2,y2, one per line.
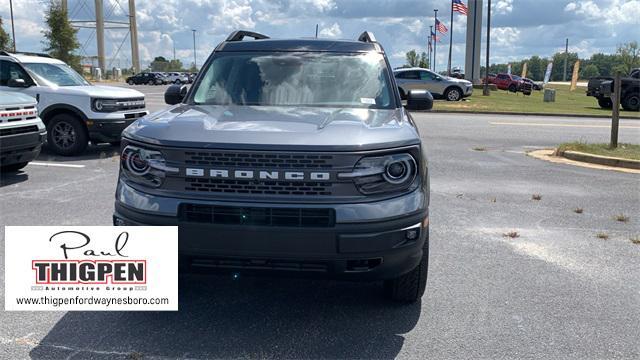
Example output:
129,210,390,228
405,90,433,111
8,78,28,88
164,84,188,105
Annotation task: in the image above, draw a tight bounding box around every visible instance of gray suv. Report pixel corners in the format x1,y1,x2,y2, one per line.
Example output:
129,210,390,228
395,67,473,101
113,30,431,303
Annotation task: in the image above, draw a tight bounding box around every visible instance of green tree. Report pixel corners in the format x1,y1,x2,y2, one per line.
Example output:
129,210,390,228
418,52,429,68
580,64,600,79
616,41,640,75
168,59,184,71
42,1,81,71
551,52,579,81
151,56,170,71
405,50,418,67
0,16,13,51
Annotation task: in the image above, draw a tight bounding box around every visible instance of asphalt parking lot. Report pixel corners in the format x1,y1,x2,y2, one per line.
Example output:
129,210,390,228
1,84,639,359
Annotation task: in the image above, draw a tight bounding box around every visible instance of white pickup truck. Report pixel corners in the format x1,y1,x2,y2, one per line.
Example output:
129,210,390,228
0,51,148,155
0,91,46,172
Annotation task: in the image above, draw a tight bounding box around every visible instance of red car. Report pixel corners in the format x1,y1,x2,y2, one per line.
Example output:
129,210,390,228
494,73,523,92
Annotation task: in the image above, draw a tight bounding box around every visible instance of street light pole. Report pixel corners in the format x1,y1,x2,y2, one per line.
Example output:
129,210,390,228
483,0,491,96
9,0,16,51
192,29,197,70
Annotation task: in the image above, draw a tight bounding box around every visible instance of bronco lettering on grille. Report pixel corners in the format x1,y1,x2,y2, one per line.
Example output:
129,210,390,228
185,168,331,181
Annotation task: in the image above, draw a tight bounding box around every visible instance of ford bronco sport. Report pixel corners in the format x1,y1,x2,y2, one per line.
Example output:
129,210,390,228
0,51,148,155
113,31,431,302
0,91,46,172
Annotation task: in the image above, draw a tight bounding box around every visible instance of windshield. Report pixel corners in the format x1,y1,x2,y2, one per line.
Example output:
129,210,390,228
192,51,395,109
23,62,89,86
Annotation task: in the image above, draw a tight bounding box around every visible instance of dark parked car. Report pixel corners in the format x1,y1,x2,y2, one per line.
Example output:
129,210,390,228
587,68,639,111
114,30,432,303
126,72,165,85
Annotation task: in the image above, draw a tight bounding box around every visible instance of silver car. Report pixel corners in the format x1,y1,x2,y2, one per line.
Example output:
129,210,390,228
394,67,473,101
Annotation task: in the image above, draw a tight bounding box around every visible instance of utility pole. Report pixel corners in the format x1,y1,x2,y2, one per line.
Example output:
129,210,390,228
610,72,622,148
9,0,16,51
129,0,140,73
192,29,197,70
563,38,568,82
447,1,454,76
95,0,106,74
428,25,433,71
483,0,491,96
61,0,67,13
434,9,438,73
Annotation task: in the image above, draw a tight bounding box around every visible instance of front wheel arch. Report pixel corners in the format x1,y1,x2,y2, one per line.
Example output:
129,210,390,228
444,86,463,101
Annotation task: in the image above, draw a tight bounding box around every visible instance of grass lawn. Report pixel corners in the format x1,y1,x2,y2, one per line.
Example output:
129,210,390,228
557,142,640,160
433,84,640,118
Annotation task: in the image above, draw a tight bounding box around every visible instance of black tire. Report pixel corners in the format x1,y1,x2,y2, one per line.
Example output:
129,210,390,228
1,162,29,173
444,87,462,101
621,91,640,111
46,114,88,156
508,84,517,92
384,227,429,303
175,79,182,85
127,80,134,85
598,97,613,109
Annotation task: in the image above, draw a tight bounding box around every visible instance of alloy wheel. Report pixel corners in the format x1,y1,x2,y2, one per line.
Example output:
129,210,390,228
52,121,76,149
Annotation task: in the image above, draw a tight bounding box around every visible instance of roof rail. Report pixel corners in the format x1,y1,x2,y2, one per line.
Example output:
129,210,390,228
0,50,52,58
226,30,270,42
357,31,377,43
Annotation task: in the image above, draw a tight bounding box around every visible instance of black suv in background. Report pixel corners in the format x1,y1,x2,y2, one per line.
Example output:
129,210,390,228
126,72,166,85
114,30,432,302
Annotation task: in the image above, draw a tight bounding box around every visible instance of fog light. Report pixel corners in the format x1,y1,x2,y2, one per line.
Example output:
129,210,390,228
405,229,419,240
114,217,127,226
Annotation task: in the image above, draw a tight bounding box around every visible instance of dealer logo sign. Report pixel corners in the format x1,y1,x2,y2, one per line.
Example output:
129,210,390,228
5,226,178,311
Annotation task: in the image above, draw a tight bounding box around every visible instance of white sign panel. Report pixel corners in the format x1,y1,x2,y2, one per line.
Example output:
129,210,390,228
4,226,178,311
544,62,553,84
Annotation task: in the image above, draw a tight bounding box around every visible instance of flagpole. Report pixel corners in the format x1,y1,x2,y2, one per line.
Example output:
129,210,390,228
429,25,434,70
447,0,454,76
434,9,438,73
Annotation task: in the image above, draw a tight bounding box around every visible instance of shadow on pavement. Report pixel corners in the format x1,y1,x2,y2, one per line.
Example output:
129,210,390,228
36,143,121,163
0,170,29,187
30,274,422,359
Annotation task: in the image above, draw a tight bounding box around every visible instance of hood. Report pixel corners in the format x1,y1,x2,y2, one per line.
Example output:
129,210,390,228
0,91,37,106
55,85,144,99
445,77,472,85
124,104,420,151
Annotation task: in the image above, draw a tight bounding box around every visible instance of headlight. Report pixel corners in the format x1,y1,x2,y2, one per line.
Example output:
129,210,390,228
92,98,118,112
121,145,177,187
340,153,418,195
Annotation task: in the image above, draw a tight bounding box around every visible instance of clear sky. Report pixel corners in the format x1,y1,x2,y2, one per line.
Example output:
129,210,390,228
2,0,638,70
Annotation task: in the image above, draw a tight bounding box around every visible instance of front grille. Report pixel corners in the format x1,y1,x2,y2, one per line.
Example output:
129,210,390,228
0,125,38,136
184,151,334,169
189,257,328,272
185,178,333,196
117,98,145,111
180,204,335,227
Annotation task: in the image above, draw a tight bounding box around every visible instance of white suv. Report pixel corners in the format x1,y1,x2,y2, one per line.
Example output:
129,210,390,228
0,51,148,155
165,72,189,84
0,91,46,172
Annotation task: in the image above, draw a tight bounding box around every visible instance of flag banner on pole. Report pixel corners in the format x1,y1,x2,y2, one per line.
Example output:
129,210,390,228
452,0,468,15
543,62,553,84
431,31,441,42
436,19,448,34
570,60,580,91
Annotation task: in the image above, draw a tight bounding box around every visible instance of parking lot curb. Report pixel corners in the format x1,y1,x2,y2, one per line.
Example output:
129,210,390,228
527,149,640,174
427,109,640,120
559,150,640,170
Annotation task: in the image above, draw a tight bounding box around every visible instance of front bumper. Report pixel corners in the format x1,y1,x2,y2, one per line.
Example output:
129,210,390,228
114,180,429,280
0,130,46,166
87,111,148,143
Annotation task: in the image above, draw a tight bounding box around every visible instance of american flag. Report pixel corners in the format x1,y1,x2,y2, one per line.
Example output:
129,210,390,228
431,31,440,42
435,19,448,34
452,0,468,15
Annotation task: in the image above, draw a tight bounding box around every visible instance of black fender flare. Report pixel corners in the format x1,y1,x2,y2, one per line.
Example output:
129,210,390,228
40,104,88,125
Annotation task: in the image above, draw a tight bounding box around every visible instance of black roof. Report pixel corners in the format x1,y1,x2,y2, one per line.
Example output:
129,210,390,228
217,39,384,53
